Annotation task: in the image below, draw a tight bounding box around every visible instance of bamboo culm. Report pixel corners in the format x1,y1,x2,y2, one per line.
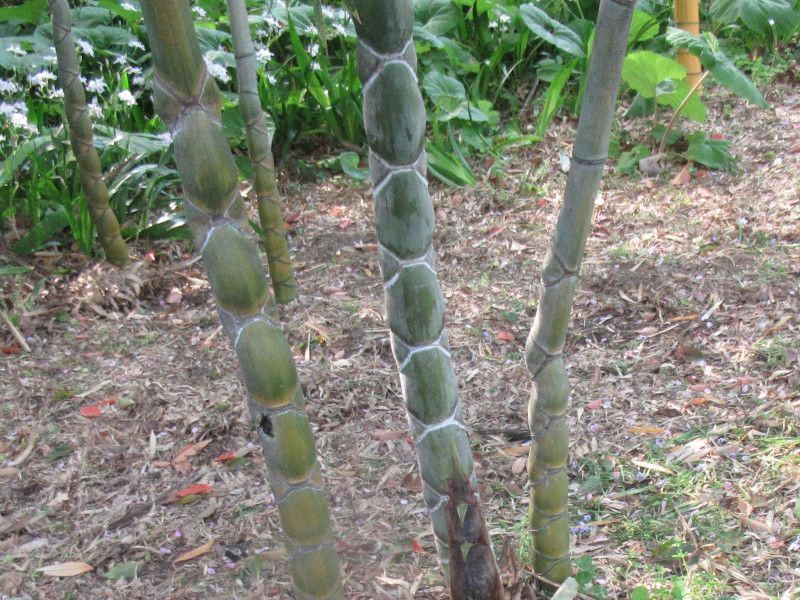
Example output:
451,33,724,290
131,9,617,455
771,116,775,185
524,0,636,585
139,2,341,598
353,0,502,596
226,0,298,304
48,0,130,267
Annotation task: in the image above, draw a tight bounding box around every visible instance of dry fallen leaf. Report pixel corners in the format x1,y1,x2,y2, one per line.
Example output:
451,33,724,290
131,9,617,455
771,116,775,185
626,427,666,435
37,562,94,577
175,538,216,563
511,456,527,475
671,165,691,186
165,287,182,304
631,459,674,475
174,439,212,464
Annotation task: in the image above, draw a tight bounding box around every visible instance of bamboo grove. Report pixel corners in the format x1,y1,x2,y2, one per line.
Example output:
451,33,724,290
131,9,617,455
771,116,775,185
52,0,637,596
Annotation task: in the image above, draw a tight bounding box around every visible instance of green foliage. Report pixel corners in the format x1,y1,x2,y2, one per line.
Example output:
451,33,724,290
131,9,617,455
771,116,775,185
665,29,769,108
621,51,706,122
574,555,607,598
0,0,778,255
686,131,734,170
709,0,800,45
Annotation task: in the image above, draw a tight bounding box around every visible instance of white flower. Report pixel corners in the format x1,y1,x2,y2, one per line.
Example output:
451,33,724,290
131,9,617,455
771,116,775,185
10,111,29,129
7,44,26,56
0,79,20,93
120,2,136,10
332,22,347,36
310,61,321,71
86,77,106,93
267,73,277,85
27,71,57,88
157,131,172,147
48,88,64,99
43,54,58,64
127,65,142,75
0,134,5,143
256,47,273,63
206,61,230,83
263,14,281,31
132,76,145,86
305,24,318,36
129,39,145,51
309,43,320,57
192,6,206,17
498,13,511,23
118,89,136,106
114,54,128,65
76,39,94,56
87,97,103,118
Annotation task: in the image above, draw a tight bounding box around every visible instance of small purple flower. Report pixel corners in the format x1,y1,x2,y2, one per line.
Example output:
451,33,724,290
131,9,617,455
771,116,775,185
635,471,645,480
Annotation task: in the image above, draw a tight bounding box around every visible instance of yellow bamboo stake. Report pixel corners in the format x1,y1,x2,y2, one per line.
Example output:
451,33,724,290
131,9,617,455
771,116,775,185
674,0,703,90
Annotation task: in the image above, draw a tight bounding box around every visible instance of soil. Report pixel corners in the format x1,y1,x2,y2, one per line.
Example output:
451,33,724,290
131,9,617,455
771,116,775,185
1,85,799,600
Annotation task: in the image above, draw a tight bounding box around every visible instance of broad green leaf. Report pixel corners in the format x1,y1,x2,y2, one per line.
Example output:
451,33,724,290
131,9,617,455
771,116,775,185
423,71,466,102
102,561,140,580
414,0,461,35
12,209,69,255
537,58,577,138
96,0,141,25
0,266,33,276
657,79,706,122
0,0,47,24
519,4,585,57
631,586,650,600
709,0,800,38
666,29,769,108
622,51,686,99
617,145,650,174
339,152,370,180
628,10,659,46
94,128,171,155
687,132,734,170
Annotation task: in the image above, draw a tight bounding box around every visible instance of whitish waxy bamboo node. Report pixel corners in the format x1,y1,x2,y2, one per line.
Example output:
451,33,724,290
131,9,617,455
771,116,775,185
524,0,636,585
355,0,503,595
140,2,341,598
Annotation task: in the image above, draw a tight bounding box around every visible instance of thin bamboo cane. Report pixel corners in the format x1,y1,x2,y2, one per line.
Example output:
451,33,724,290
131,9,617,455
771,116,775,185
674,0,703,89
139,2,341,597
524,0,635,586
353,1,502,596
48,0,130,267
226,0,298,304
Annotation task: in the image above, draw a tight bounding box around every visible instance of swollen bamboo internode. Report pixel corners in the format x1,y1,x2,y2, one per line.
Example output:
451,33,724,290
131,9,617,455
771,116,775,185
139,2,341,598
48,0,130,267
354,0,502,596
524,0,635,585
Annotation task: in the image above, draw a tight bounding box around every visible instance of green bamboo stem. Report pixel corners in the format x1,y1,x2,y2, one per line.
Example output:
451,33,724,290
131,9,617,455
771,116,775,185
226,0,298,304
48,0,130,267
139,2,340,598
353,1,502,595
524,0,635,585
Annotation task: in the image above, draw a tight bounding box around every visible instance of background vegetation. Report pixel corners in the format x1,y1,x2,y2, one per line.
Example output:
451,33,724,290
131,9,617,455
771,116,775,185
0,0,798,262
